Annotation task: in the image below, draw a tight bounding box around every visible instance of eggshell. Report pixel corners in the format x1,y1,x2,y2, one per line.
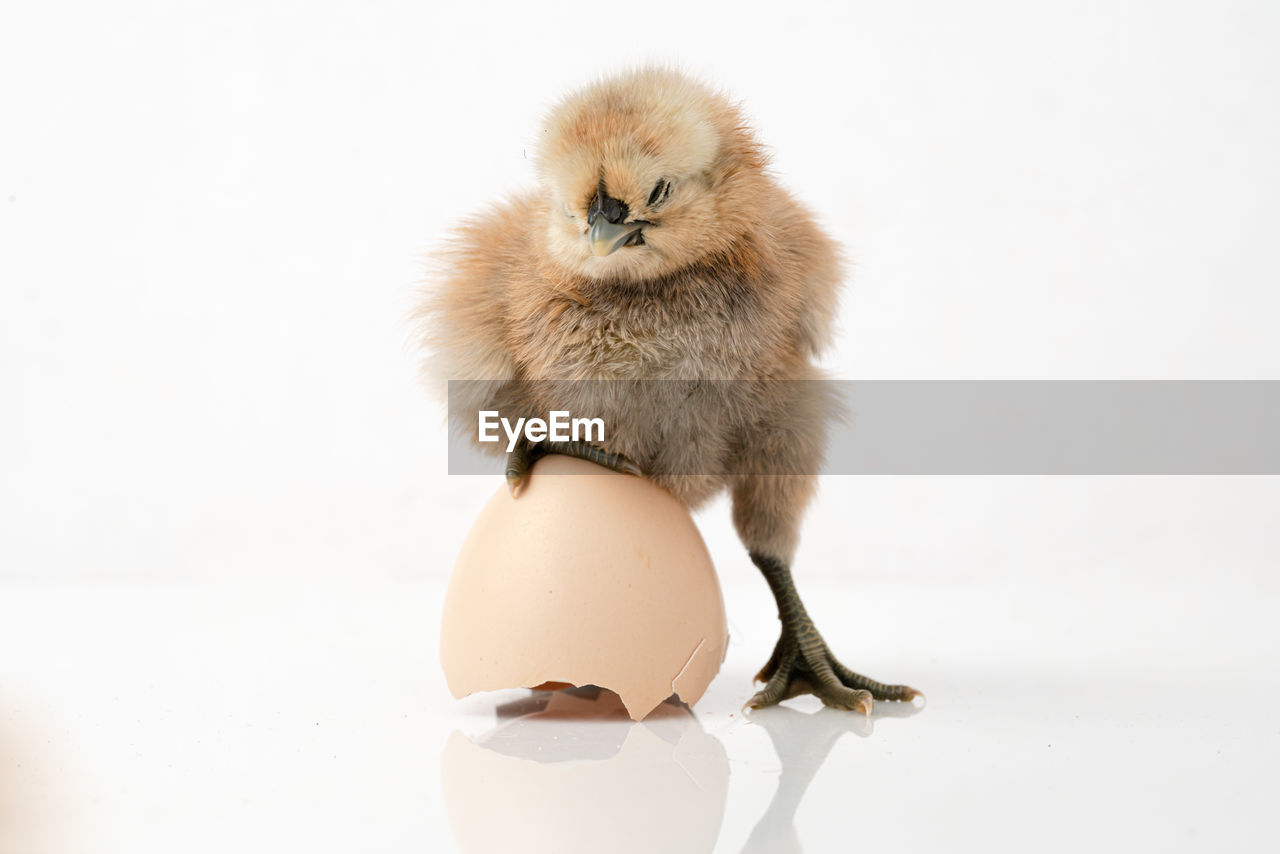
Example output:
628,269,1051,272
440,455,729,720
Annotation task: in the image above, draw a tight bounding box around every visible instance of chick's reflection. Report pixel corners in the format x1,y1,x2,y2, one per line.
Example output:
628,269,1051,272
741,701,923,853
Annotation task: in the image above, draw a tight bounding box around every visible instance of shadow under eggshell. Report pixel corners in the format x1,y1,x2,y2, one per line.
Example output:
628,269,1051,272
440,455,729,720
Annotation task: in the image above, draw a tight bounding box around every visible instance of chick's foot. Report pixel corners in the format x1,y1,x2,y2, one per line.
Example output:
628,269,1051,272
505,439,642,497
747,551,921,715
747,626,920,714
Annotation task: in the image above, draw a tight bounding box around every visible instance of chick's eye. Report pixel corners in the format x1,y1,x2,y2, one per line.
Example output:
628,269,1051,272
647,178,672,209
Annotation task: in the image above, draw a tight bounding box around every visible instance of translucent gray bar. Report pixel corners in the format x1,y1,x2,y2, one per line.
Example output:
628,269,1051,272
446,381,1280,475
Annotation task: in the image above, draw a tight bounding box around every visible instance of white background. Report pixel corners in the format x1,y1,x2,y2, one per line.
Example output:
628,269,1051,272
2,1,1277,852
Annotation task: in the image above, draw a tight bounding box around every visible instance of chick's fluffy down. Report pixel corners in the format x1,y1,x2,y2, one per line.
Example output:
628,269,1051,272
418,67,843,542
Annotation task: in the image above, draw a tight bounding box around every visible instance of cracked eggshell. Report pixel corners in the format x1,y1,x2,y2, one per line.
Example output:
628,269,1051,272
440,455,729,720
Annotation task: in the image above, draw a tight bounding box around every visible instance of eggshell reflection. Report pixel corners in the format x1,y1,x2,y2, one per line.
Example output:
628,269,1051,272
440,455,729,720
441,689,729,854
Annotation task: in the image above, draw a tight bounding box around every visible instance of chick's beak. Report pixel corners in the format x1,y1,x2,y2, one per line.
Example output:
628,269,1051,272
586,181,643,257
588,218,644,257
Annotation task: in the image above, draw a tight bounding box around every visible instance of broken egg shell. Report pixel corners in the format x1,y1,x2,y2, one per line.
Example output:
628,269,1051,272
440,455,729,721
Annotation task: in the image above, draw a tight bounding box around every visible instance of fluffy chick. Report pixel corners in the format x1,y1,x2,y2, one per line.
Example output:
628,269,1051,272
419,67,918,713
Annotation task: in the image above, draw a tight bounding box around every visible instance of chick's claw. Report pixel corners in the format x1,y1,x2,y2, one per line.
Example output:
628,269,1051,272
505,442,534,497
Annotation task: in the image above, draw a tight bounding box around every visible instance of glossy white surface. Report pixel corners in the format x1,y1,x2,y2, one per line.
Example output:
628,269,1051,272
3,483,1278,853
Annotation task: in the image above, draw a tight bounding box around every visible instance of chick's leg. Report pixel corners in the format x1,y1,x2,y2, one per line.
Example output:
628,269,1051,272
731,471,919,715
747,552,920,712
505,436,642,497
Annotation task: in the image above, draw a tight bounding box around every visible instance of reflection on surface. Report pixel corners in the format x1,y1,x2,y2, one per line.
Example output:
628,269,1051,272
441,687,729,853
441,687,921,853
740,701,922,853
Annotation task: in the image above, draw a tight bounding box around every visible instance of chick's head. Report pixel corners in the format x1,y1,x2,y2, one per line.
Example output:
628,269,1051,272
535,67,769,282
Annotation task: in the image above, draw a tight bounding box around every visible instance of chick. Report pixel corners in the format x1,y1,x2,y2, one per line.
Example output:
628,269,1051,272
419,67,919,714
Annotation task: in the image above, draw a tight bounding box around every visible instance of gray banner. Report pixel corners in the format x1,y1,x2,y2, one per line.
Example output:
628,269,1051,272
446,380,1280,475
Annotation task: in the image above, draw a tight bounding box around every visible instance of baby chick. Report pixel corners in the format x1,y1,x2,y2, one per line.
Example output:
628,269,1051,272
420,67,919,714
